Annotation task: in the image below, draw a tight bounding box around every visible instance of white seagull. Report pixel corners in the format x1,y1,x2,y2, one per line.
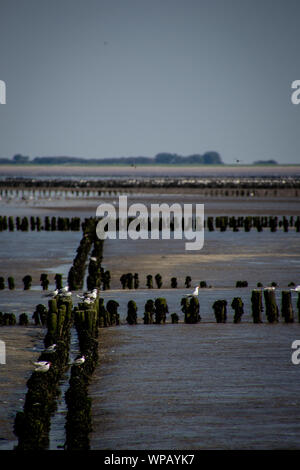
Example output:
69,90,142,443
291,285,300,291
45,289,59,297
45,344,56,352
185,285,200,297
58,286,69,294
33,361,51,372
264,286,276,291
73,355,85,365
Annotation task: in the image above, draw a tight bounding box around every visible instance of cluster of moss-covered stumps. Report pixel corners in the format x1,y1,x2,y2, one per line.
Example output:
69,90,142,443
13,287,106,450
0,273,68,290
14,294,73,450
67,218,110,292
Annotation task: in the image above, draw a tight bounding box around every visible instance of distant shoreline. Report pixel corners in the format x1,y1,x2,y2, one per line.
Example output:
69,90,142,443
0,163,300,179
0,163,298,167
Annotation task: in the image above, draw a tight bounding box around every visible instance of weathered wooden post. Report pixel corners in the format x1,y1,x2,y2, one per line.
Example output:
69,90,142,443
183,296,200,324
146,275,153,289
171,313,179,323
251,289,263,323
126,273,133,289
171,277,177,288
23,275,32,290
263,289,279,323
102,270,111,290
134,273,139,289
7,276,15,290
98,298,109,327
106,300,120,326
213,300,227,323
185,276,192,288
120,274,127,289
20,217,29,231
207,217,214,231
297,293,300,323
30,216,36,231
40,273,49,291
155,274,163,289
143,299,155,324
57,305,67,337
126,300,138,325
154,298,168,324
281,291,294,323
0,277,5,290
19,313,29,326
8,216,14,231
231,297,244,323
54,273,63,290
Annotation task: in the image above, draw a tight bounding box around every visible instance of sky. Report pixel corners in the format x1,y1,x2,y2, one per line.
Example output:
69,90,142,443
0,0,300,164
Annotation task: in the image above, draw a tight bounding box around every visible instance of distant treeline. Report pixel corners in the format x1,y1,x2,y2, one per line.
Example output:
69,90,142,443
0,152,223,165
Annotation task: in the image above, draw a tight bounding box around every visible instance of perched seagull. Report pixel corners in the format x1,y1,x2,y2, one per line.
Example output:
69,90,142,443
90,257,97,262
61,291,72,297
58,286,69,294
264,286,276,291
185,286,200,297
33,361,49,367
83,298,93,305
45,344,56,352
291,285,300,291
88,289,98,299
73,356,85,365
33,361,51,372
45,289,59,297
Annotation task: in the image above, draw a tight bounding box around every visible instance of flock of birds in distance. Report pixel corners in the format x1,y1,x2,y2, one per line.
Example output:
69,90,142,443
31,270,300,373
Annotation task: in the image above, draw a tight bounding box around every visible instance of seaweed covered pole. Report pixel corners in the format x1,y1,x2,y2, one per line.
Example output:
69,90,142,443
231,297,244,323
263,288,279,323
154,298,168,324
126,300,138,325
67,218,95,291
251,289,263,323
86,239,104,291
181,296,201,324
143,299,155,324
212,300,227,323
65,293,99,450
281,290,294,323
14,292,73,450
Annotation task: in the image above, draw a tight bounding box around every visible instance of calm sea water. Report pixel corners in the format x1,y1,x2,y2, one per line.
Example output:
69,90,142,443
90,321,300,450
0,183,300,449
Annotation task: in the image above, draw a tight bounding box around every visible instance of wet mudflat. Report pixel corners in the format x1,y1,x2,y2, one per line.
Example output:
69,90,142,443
90,322,300,450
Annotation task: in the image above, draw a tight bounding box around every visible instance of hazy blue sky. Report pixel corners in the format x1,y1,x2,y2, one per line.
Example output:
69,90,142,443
0,0,299,164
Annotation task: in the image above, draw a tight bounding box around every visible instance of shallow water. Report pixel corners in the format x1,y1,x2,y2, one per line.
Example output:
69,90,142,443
0,185,300,449
90,321,300,450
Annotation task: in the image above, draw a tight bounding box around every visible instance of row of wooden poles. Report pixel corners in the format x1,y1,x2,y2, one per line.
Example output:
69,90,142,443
97,290,300,325
0,271,294,291
13,218,108,450
2,289,298,329
1,214,299,234
13,290,101,450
